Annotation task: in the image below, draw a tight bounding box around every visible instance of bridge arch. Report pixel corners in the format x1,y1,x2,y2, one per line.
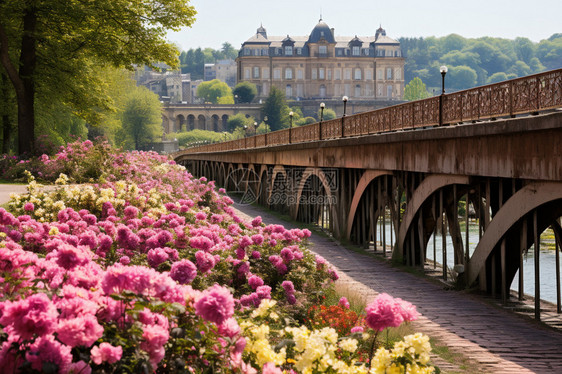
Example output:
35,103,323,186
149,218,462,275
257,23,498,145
396,175,470,262
467,181,562,287
222,115,229,130
291,168,334,221
346,170,393,239
176,114,185,132
187,115,195,130
212,115,220,132
197,115,206,130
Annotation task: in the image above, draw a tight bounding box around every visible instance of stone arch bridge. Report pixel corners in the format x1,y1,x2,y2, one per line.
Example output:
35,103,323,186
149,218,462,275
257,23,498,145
174,69,562,319
162,103,263,133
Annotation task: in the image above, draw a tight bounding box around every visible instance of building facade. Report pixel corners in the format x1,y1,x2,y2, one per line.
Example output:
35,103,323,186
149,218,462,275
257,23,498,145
204,59,237,87
236,19,405,101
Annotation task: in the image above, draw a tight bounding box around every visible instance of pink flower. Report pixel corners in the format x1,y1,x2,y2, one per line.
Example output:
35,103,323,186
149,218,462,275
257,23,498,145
364,293,404,332
251,216,262,227
141,324,169,367
195,250,215,273
195,284,235,325
190,236,214,252
0,293,58,340
56,315,104,347
350,326,364,333
195,211,207,220
248,275,264,290
170,259,197,284
69,361,92,374
263,362,283,374
25,334,72,373
281,280,295,293
394,297,420,322
218,317,241,338
338,297,350,309
24,202,35,212
90,342,123,365
147,247,169,268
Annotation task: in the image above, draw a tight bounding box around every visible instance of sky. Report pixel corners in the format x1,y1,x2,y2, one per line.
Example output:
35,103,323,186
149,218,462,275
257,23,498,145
167,0,562,51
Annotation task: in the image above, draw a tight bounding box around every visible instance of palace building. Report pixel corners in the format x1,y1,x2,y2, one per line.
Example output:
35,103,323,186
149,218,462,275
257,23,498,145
236,19,405,101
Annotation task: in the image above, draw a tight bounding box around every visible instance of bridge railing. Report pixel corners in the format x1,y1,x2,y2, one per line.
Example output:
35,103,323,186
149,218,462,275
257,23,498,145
178,68,561,154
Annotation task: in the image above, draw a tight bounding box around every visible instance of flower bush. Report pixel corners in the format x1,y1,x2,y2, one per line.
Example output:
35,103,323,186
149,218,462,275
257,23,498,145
0,140,435,373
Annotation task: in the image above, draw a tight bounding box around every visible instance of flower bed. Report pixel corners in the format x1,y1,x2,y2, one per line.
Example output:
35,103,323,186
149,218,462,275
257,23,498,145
0,140,435,373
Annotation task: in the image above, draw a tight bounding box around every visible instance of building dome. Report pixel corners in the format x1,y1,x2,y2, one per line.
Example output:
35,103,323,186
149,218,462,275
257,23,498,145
308,19,335,43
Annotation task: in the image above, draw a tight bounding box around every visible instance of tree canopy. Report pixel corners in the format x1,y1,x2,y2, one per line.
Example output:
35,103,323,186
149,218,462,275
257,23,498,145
261,87,289,131
233,81,258,103
0,0,196,154
404,77,431,101
196,79,234,104
399,33,562,91
121,87,163,150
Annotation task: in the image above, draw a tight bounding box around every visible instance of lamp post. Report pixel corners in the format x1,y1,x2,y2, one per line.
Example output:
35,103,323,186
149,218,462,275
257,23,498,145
289,111,294,128
223,132,227,142
319,102,325,140
341,96,348,137
439,65,447,126
244,124,248,137
289,111,294,144
253,121,258,135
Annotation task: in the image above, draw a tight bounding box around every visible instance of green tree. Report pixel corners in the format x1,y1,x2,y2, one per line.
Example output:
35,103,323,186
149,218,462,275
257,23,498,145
509,61,532,77
121,87,163,150
536,38,562,70
0,0,195,155
529,57,546,73
442,34,467,52
448,66,478,89
487,72,509,84
514,37,536,64
261,87,289,131
403,77,431,101
320,108,337,121
226,113,254,132
196,79,233,104
221,42,238,60
233,81,258,103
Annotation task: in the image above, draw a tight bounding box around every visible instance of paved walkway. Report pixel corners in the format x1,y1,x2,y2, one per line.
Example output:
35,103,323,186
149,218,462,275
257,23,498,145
0,184,28,205
232,202,562,374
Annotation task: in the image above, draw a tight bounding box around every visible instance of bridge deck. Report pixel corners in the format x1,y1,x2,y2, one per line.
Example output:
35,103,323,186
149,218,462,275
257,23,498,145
233,201,562,373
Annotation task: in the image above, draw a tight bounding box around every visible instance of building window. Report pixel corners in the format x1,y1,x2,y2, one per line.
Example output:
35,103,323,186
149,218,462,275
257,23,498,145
327,69,332,80
273,69,281,79
253,67,260,79
354,69,362,80
365,70,373,80
244,48,251,56
286,84,292,98
335,69,341,80
285,68,293,79
386,68,392,80
352,46,360,56
363,48,370,56
263,67,270,79
244,68,250,79
395,68,402,80
297,69,304,79
262,48,269,56
344,68,351,80
319,84,326,98
387,85,393,98
296,47,302,55
355,84,361,97
319,45,327,55
319,68,325,80
377,69,383,80
337,49,343,56
285,46,293,56
297,84,304,97
311,69,317,80
344,84,351,97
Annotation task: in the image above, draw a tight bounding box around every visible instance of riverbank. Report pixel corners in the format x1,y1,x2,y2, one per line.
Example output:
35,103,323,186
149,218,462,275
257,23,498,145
231,201,562,373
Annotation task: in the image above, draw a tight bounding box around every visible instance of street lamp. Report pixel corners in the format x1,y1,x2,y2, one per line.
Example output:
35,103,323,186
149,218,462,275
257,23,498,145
342,96,348,117
320,102,325,122
253,121,258,135
289,111,294,128
440,65,448,95
244,124,248,137
439,65,448,126
223,132,227,142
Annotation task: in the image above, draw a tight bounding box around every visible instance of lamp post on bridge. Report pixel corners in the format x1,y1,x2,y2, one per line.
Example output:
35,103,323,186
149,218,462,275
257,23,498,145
342,96,348,137
253,121,258,135
319,102,325,140
439,65,447,126
289,111,294,144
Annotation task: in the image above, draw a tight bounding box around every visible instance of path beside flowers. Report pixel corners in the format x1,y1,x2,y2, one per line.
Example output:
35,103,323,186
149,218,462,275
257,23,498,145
0,184,28,204
232,202,562,374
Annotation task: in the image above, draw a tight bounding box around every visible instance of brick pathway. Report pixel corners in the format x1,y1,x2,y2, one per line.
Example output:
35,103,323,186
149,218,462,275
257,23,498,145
233,203,562,374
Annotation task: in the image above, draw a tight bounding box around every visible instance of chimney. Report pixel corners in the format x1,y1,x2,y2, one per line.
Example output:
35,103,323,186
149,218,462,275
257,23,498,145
331,28,335,37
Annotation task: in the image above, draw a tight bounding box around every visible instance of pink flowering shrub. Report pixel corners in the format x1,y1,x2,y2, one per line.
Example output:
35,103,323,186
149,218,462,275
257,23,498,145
0,140,340,373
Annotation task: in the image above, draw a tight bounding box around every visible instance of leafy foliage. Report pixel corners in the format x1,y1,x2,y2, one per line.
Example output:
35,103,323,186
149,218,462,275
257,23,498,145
404,77,431,101
261,87,290,131
400,33,562,91
233,81,258,103
196,79,234,104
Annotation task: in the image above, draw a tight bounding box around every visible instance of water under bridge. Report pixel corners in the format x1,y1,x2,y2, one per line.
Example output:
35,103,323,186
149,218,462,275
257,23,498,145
174,69,562,320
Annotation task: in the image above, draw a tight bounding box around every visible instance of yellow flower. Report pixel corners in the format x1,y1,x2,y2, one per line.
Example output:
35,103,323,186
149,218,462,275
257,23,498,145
251,299,277,318
338,338,358,353
49,227,59,236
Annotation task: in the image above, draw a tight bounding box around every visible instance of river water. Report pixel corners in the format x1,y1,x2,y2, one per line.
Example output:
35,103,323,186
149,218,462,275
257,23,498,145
376,220,561,304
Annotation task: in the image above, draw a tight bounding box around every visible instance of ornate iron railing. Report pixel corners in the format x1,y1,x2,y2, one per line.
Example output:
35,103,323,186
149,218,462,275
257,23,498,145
181,69,562,154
